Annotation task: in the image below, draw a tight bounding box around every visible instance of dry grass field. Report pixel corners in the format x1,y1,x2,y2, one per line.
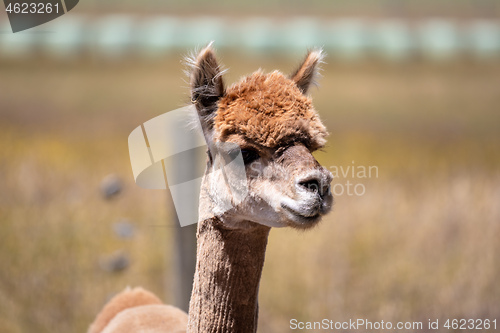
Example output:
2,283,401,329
0,55,499,332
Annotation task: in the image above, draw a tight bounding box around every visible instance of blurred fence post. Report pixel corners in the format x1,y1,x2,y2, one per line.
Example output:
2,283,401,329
169,122,198,313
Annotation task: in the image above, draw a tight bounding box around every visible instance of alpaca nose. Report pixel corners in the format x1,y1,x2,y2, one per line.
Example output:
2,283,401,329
298,179,320,193
296,170,332,198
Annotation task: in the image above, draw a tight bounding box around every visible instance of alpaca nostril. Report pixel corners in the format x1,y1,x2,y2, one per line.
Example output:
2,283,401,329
298,179,320,193
297,171,332,198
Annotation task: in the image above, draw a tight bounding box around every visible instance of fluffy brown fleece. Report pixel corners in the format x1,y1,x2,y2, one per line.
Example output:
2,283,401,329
215,70,327,150
88,287,188,333
101,304,188,333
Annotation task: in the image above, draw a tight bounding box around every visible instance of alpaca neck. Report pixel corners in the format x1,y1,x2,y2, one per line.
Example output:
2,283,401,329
187,217,270,333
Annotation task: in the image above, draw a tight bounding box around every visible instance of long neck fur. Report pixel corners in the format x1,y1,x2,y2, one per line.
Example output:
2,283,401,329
187,217,270,333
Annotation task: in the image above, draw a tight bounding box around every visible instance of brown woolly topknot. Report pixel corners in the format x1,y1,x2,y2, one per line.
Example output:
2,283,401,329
214,71,327,150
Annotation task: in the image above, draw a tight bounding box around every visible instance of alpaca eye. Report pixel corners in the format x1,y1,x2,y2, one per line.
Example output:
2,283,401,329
241,149,259,164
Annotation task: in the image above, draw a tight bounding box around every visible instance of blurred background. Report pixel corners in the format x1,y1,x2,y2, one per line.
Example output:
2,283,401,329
1,1,499,332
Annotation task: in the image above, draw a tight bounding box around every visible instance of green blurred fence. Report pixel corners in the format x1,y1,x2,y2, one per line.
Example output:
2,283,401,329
1,15,499,60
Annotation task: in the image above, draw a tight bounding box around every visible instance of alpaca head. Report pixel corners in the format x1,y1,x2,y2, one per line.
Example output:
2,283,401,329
189,44,333,230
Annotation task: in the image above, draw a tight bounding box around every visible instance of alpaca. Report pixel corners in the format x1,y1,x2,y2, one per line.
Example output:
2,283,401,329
88,287,188,333
89,44,333,333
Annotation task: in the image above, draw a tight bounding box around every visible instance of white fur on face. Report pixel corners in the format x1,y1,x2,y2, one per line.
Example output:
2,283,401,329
200,153,333,230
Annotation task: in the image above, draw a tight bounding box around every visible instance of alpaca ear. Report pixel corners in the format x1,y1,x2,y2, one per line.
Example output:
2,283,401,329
188,43,225,140
290,49,324,94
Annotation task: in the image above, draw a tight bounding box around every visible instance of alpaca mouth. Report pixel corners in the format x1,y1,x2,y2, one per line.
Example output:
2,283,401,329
280,202,322,224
